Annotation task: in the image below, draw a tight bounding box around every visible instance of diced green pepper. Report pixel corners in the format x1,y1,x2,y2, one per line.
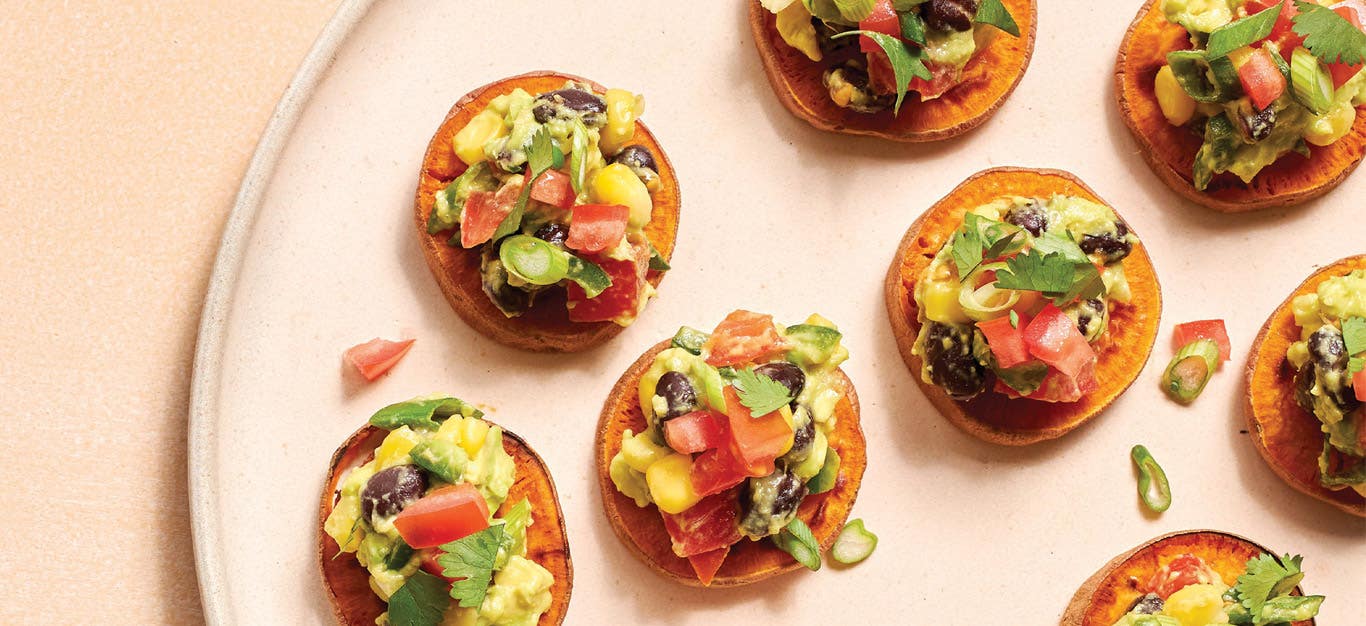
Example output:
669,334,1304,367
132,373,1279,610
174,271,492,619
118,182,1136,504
1193,114,1240,191
670,326,709,355
1167,50,1242,103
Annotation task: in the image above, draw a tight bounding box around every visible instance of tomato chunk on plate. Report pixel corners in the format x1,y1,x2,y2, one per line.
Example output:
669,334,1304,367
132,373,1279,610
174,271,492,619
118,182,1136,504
344,337,415,381
393,483,490,549
1172,319,1231,362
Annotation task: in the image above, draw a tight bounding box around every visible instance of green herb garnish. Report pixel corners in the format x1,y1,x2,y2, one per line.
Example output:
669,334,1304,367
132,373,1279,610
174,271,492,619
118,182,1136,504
437,525,507,609
491,128,555,242
993,250,1074,294
1343,316,1366,373
1293,0,1366,66
1206,1,1283,59
974,0,1020,37
386,570,450,626
950,213,1021,277
772,517,822,571
1231,553,1324,622
899,9,926,44
830,30,931,114
569,119,589,194
732,368,795,415
1028,229,1090,264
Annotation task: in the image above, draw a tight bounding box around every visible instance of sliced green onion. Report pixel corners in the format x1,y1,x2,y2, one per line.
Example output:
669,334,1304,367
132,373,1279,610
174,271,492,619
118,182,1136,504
670,326,709,355
569,119,589,194
771,517,821,571
1131,444,1172,513
1162,338,1220,403
806,448,841,495
1291,47,1334,115
959,263,1021,322
499,235,569,285
831,519,878,564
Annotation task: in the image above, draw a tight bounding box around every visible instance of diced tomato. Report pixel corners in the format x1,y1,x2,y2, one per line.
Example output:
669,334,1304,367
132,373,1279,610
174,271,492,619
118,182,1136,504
664,410,728,454
660,489,743,558
994,366,1097,403
1353,368,1366,402
1172,320,1232,362
393,484,490,549
1023,304,1098,379
723,386,793,477
909,61,962,100
1238,48,1287,111
529,169,575,209
1145,554,1220,599
565,204,629,254
687,547,730,586
459,178,522,248
859,0,900,55
418,548,456,583
691,443,749,496
704,310,789,367
566,239,650,324
343,337,415,381
1247,0,1303,51
977,314,1032,368
1327,3,1366,87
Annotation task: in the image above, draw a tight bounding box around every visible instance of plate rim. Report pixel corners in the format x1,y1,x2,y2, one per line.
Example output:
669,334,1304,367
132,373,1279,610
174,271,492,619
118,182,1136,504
186,1,378,623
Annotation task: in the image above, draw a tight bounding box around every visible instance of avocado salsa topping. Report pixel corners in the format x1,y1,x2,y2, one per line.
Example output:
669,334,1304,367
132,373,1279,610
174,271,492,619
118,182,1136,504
1285,269,1366,495
759,0,1021,113
607,310,854,584
1153,0,1366,191
1108,552,1323,626
427,81,666,326
912,195,1138,403
323,397,555,626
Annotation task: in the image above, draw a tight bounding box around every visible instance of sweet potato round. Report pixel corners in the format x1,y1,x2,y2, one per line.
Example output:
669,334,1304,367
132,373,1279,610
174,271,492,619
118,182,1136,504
414,71,681,352
1245,255,1366,517
1061,530,1314,626
595,340,866,586
883,167,1163,445
1115,0,1366,212
318,423,573,625
748,0,1036,142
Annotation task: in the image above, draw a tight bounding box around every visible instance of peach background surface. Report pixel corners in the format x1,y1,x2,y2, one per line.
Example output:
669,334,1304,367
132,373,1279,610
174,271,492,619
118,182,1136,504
0,3,339,623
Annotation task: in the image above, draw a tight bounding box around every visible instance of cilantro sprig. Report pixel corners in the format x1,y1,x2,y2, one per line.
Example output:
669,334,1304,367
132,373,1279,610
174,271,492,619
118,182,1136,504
993,249,1106,306
437,524,506,609
732,368,795,416
1231,553,1324,623
1343,316,1366,373
491,127,556,242
830,30,930,114
387,570,450,626
1293,0,1366,66
950,213,1023,278
975,0,1020,37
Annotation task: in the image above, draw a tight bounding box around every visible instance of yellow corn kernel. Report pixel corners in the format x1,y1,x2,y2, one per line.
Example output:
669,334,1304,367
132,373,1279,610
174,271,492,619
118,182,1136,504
1154,65,1196,126
922,280,971,324
645,453,702,514
459,418,490,457
1163,584,1229,626
374,426,423,467
1304,101,1355,146
590,163,653,229
452,110,506,165
621,430,671,473
435,415,465,445
777,405,796,456
600,89,643,155
776,2,823,62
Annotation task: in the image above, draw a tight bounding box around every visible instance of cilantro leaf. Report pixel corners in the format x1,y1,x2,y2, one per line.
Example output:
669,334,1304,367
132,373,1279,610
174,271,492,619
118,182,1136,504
1294,0,1366,66
1054,262,1106,306
438,525,506,609
950,214,1021,277
387,570,450,626
491,127,555,242
1207,1,1283,59
1350,356,1364,374
1029,229,1090,265
1232,553,1304,619
898,9,926,45
1342,316,1366,356
771,517,822,571
830,30,931,114
732,368,794,416
993,251,1076,294
974,0,1020,37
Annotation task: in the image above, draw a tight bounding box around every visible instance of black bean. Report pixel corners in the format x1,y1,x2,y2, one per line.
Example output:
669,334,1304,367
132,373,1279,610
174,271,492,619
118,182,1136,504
479,244,535,316
754,361,806,399
361,465,426,521
1240,103,1277,142
1308,325,1347,369
923,322,989,400
612,145,658,173
739,469,807,538
533,222,569,246
532,88,606,126
923,0,978,32
1129,594,1164,615
655,371,698,422
1079,221,1133,263
1005,201,1049,236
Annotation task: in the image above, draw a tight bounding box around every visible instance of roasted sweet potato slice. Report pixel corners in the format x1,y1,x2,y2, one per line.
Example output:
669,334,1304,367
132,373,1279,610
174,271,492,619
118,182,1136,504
1245,255,1366,517
748,0,1036,142
1116,0,1366,211
318,423,573,625
595,340,866,586
883,167,1162,445
414,71,681,352
1062,530,1314,626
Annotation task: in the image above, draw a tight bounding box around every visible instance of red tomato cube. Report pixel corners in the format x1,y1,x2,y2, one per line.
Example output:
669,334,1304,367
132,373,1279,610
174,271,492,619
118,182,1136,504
566,239,650,324
976,314,1032,368
529,169,575,209
691,443,748,497
664,410,728,454
686,546,730,586
565,204,629,254
460,179,522,248
1023,304,1098,379
1237,48,1287,111
704,310,789,367
858,0,899,55
1172,319,1232,362
393,483,490,549
722,386,792,477
660,488,742,558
